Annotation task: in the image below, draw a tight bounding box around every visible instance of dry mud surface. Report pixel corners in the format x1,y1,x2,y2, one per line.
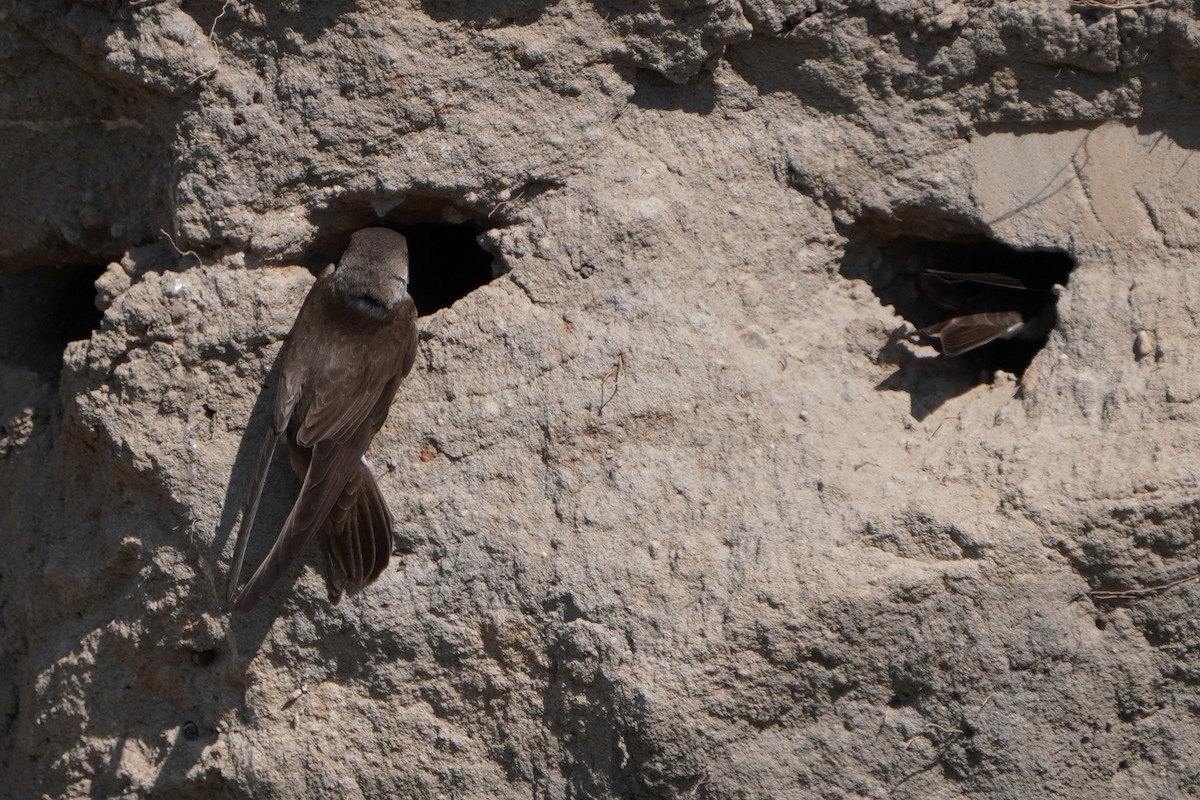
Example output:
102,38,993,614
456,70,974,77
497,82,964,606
4,1,1200,797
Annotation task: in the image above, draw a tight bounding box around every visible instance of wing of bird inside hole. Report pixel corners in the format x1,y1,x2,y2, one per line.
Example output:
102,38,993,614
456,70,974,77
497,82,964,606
921,270,1038,290
921,311,1026,357
917,272,973,311
917,269,1048,312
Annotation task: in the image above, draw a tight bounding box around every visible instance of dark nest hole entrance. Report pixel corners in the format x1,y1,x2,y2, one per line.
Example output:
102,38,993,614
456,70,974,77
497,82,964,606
842,230,1075,419
0,264,106,379
306,210,499,317
397,221,497,316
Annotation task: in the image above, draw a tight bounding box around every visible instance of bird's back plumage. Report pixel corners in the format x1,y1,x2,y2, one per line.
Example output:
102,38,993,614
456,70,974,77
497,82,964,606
227,229,418,612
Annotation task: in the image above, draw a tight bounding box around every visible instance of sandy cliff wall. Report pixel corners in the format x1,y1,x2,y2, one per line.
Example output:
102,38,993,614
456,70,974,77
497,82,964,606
3,0,1200,797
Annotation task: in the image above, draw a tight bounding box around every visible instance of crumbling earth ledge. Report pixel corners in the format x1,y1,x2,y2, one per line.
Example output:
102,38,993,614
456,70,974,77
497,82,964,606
3,0,1200,797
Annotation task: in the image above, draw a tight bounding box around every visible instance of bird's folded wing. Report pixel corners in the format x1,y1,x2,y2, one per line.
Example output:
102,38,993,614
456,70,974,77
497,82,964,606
226,429,281,604
322,460,394,604
231,432,374,612
921,311,1025,357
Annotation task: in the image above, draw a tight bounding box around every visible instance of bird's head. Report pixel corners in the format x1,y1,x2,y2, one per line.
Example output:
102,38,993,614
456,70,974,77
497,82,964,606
332,227,410,319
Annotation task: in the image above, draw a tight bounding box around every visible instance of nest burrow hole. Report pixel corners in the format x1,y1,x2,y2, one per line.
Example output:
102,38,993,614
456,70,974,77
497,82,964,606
306,201,501,317
0,263,105,378
843,224,1076,379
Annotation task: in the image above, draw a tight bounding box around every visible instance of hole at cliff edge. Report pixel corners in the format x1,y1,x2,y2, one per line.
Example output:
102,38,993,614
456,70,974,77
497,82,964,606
841,223,1075,417
306,205,500,317
398,221,497,317
0,263,105,378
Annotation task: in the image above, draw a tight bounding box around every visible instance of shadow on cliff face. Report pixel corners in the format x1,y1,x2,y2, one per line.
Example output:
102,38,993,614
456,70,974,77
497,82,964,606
413,0,551,27
3,4,178,268
203,0,359,42
630,68,718,114
543,620,709,798
725,3,1183,121
840,214,1075,421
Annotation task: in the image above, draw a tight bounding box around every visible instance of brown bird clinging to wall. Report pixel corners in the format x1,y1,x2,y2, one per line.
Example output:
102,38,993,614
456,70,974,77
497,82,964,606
226,227,419,612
